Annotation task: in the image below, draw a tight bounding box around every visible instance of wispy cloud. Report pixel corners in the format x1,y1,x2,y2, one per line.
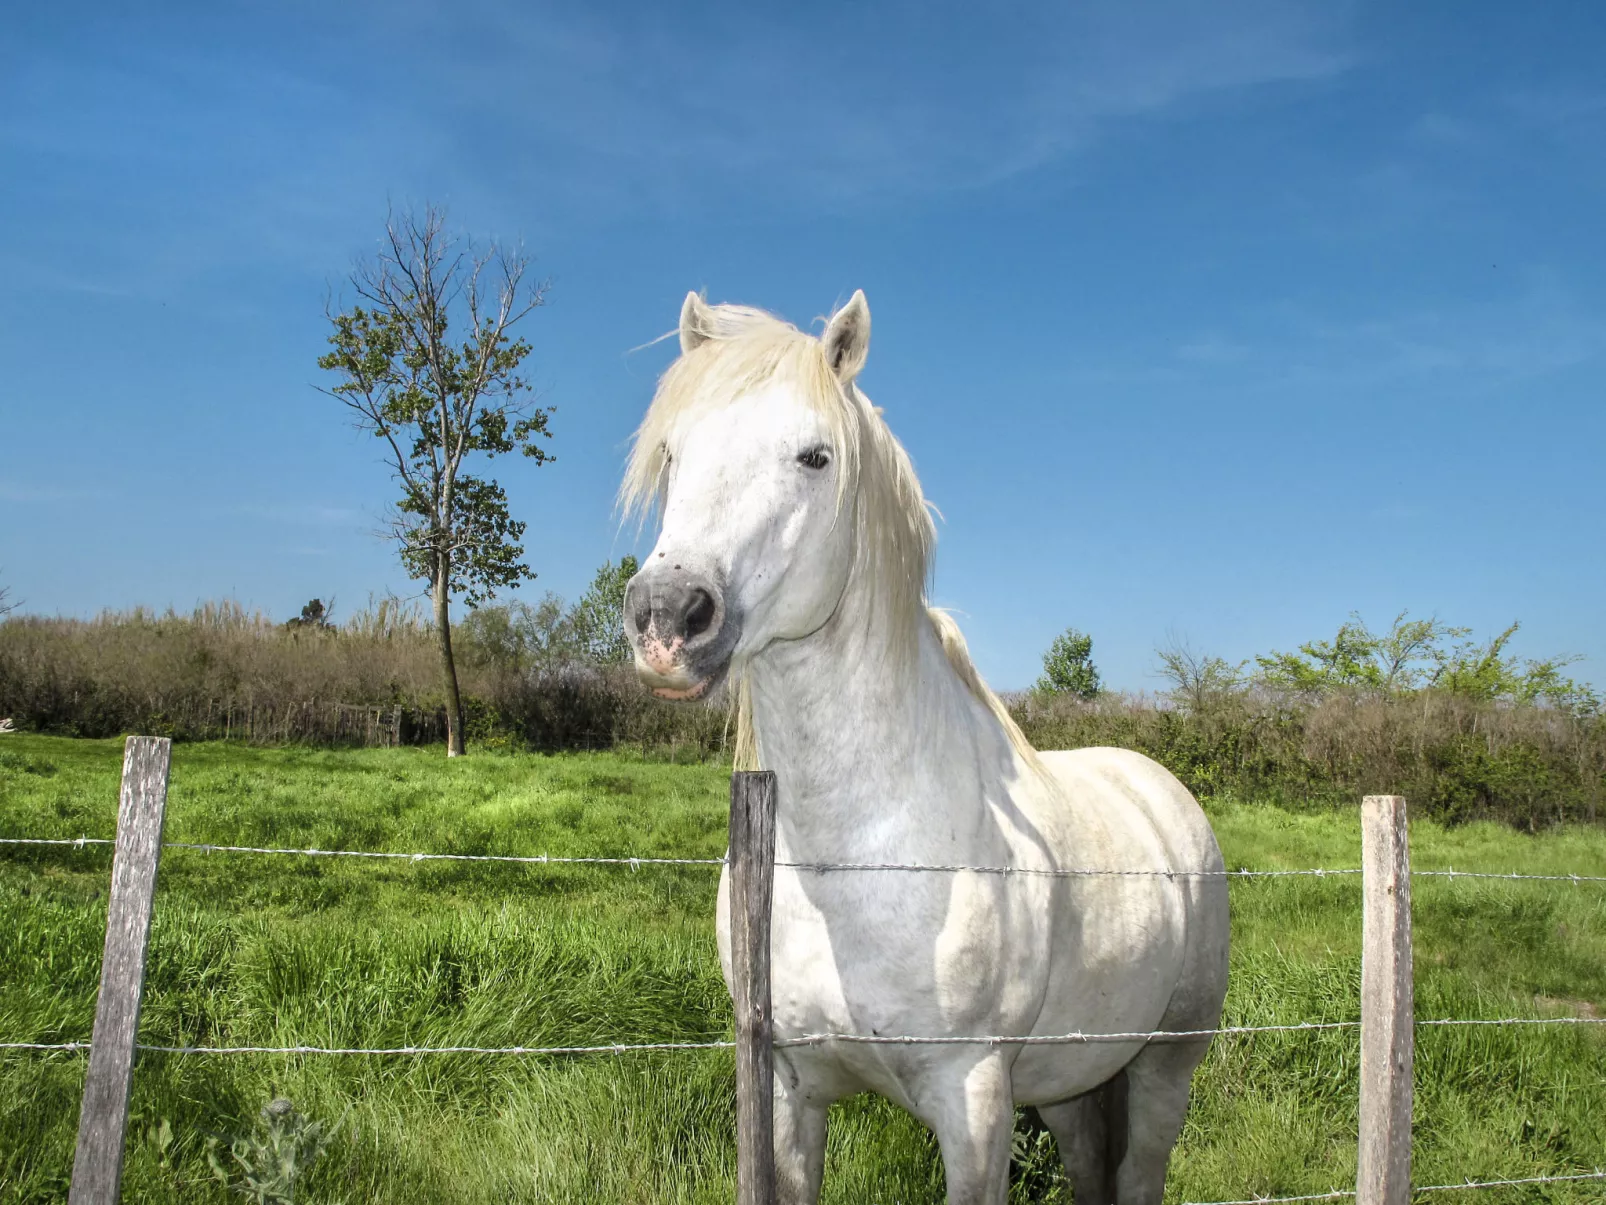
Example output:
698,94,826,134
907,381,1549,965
435,0,1354,205
3,0,1355,296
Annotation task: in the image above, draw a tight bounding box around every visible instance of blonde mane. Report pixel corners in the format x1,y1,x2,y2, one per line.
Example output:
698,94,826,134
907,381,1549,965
620,301,1038,771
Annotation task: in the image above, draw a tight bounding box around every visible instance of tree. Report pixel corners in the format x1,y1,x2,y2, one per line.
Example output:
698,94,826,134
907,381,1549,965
1254,616,1384,692
1255,611,1469,694
455,594,580,672
569,556,639,666
1035,627,1101,699
1249,611,1595,712
1155,635,1245,711
0,574,16,619
317,206,552,756
1430,620,1591,709
285,598,335,631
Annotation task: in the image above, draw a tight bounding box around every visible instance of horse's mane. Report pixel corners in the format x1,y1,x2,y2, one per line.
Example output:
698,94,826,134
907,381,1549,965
620,301,1038,771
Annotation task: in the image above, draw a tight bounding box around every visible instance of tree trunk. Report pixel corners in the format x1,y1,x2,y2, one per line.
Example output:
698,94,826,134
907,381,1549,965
433,571,466,758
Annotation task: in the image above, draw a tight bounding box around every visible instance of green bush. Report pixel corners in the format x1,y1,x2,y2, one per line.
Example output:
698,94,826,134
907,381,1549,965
1011,690,1604,828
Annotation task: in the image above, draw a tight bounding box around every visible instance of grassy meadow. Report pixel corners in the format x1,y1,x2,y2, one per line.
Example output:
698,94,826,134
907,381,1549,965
2,735,1604,1203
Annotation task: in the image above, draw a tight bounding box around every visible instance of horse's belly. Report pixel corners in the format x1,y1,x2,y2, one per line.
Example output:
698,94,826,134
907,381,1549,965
1012,877,1193,1102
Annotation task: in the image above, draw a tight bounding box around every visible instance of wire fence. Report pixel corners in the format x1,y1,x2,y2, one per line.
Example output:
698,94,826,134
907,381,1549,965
7,1014,1604,1059
6,835,1606,882
1180,1169,1606,1205
4,824,1605,1201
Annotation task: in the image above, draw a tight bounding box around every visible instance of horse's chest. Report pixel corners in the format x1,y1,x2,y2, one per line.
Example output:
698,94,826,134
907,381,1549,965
766,872,1052,1038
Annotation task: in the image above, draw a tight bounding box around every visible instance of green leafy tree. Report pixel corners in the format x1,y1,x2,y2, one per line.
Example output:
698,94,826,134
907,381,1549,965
456,594,582,672
1371,612,1465,689
1255,616,1384,692
1256,611,1468,694
569,556,640,666
317,205,552,756
1252,612,1595,713
1035,627,1102,699
1430,621,1592,710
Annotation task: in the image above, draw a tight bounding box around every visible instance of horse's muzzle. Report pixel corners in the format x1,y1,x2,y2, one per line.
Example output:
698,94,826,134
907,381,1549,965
623,565,739,699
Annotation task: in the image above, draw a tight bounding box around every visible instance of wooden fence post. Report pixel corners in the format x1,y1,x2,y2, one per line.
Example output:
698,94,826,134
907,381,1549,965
728,770,778,1205
69,736,172,1205
1358,794,1412,1205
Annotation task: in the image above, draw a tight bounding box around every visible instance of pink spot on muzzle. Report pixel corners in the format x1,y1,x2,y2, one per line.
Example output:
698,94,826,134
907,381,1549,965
638,630,685,677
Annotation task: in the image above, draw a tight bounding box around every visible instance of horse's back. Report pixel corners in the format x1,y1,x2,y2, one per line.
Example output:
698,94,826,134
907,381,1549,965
1035,746,1223,876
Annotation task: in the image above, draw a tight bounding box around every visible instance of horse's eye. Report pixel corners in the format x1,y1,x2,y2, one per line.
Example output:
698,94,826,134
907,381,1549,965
797,446,831,471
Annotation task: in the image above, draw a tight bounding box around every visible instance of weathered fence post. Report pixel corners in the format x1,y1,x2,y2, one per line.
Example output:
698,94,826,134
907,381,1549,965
69,736,172,1205
1358,794,1413,1205
728,770,778,1205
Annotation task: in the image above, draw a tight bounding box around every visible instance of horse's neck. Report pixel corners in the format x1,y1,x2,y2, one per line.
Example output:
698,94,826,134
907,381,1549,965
745,594,1011,862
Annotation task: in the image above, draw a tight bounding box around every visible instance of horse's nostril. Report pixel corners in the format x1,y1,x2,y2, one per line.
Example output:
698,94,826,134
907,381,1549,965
632,598,652,638
682,588,716,641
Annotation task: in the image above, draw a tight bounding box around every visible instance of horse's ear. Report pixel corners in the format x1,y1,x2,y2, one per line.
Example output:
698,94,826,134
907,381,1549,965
679,291,713,354
822,290,871,384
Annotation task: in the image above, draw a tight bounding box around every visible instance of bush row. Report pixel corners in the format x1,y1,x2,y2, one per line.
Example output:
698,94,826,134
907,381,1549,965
2,608,1601,826
1012,690,1605,829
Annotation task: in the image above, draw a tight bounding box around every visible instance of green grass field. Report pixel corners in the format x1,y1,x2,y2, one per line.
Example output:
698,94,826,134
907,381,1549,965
2,735,1604,1203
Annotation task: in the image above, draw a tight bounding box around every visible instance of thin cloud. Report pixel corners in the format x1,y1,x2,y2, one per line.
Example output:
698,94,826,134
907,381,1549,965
5,0,1355,295
387,0,1356,205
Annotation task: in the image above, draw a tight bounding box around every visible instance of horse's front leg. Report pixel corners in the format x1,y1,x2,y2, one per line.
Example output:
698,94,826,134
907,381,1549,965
773,1064,828,1205
922,1051,1017,1205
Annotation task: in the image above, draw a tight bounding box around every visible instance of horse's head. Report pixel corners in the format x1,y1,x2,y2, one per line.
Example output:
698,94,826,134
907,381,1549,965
620,290,925,701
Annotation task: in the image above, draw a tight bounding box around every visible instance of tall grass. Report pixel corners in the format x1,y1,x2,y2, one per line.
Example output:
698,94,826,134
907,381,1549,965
1,737,1603,1203
0,602,729,756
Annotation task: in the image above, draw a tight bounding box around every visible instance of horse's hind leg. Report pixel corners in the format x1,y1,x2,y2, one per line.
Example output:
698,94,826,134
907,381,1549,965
1112,1039,1211,1205
1037,1072,1127,1205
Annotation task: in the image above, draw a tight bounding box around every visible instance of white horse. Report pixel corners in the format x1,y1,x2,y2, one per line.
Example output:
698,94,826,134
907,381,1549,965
621,292,1229,1205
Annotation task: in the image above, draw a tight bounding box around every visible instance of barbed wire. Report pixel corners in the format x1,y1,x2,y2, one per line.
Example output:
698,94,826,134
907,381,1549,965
1182,1190,1354,1205
1418,1016,1605,1029
0,836,723,867
776,1021,1359,1048
1416,1168,1606,1193
774,862,1363,878
5,834,1604,882
1414,868,1606,883
1023,1165,1606,1205
6,1014,1601,1060
0,1038,735,1055
164,842,728,867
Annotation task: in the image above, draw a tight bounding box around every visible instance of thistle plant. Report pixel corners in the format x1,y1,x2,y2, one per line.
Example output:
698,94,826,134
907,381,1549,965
205,1097,342,1205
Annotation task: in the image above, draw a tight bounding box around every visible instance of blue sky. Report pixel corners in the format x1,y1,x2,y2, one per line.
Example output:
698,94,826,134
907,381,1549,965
2,1,1602,691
